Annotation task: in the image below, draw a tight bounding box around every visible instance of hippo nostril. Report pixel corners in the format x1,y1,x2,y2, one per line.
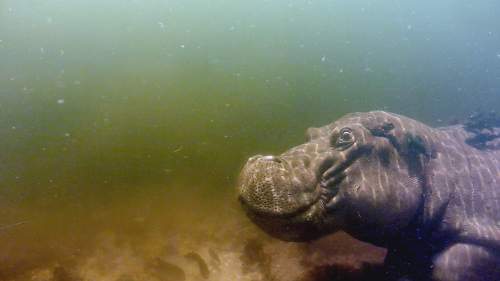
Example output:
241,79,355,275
261,155,282,163
247,155,263,163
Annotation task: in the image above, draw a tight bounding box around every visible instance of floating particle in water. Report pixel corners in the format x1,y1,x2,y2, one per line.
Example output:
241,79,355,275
47,17,53,23
64,133,71,137
57,99,65,104
339,68,344,73
321,56,327,62
158,21,165,29
180,44,185,48
11,126,16,130
228,25,235,31
407,25,413,30
496,53,500,59
56,80,65,88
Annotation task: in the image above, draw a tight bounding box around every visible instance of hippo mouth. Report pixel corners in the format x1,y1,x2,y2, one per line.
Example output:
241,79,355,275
238,137,371,221
318,145,370,211
238,158,351,241
238,156,351,220
316,165,348,213
237,143,366,241
239,187,321,218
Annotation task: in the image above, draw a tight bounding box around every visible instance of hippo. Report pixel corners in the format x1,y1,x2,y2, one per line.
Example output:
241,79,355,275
237,111,500,281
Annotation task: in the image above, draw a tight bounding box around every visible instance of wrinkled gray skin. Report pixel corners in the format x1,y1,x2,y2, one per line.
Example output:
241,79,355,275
238,111,500,281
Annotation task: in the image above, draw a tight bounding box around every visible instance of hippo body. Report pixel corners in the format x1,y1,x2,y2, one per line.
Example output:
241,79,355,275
238,111,500,281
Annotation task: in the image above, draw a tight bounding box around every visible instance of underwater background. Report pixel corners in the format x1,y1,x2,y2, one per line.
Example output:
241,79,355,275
1,0,499,280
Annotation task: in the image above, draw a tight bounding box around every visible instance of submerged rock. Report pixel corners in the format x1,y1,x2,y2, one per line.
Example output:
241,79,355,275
464,111,500,149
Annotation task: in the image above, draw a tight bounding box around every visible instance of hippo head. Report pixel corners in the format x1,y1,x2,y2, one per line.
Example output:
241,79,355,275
238,111,434,243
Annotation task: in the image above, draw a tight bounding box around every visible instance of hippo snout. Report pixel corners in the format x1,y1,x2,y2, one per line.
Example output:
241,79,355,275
237,154,320,217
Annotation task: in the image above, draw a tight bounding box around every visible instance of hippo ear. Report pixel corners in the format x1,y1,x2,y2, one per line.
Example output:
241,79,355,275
368,122,395,137
366,121,434,176
367,121,429,156
365,122,401,150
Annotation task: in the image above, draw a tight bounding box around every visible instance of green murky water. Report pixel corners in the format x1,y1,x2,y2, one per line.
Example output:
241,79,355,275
0,1,499,280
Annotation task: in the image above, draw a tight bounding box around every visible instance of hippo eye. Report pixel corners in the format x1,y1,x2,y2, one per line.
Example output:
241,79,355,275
335,127,355,149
